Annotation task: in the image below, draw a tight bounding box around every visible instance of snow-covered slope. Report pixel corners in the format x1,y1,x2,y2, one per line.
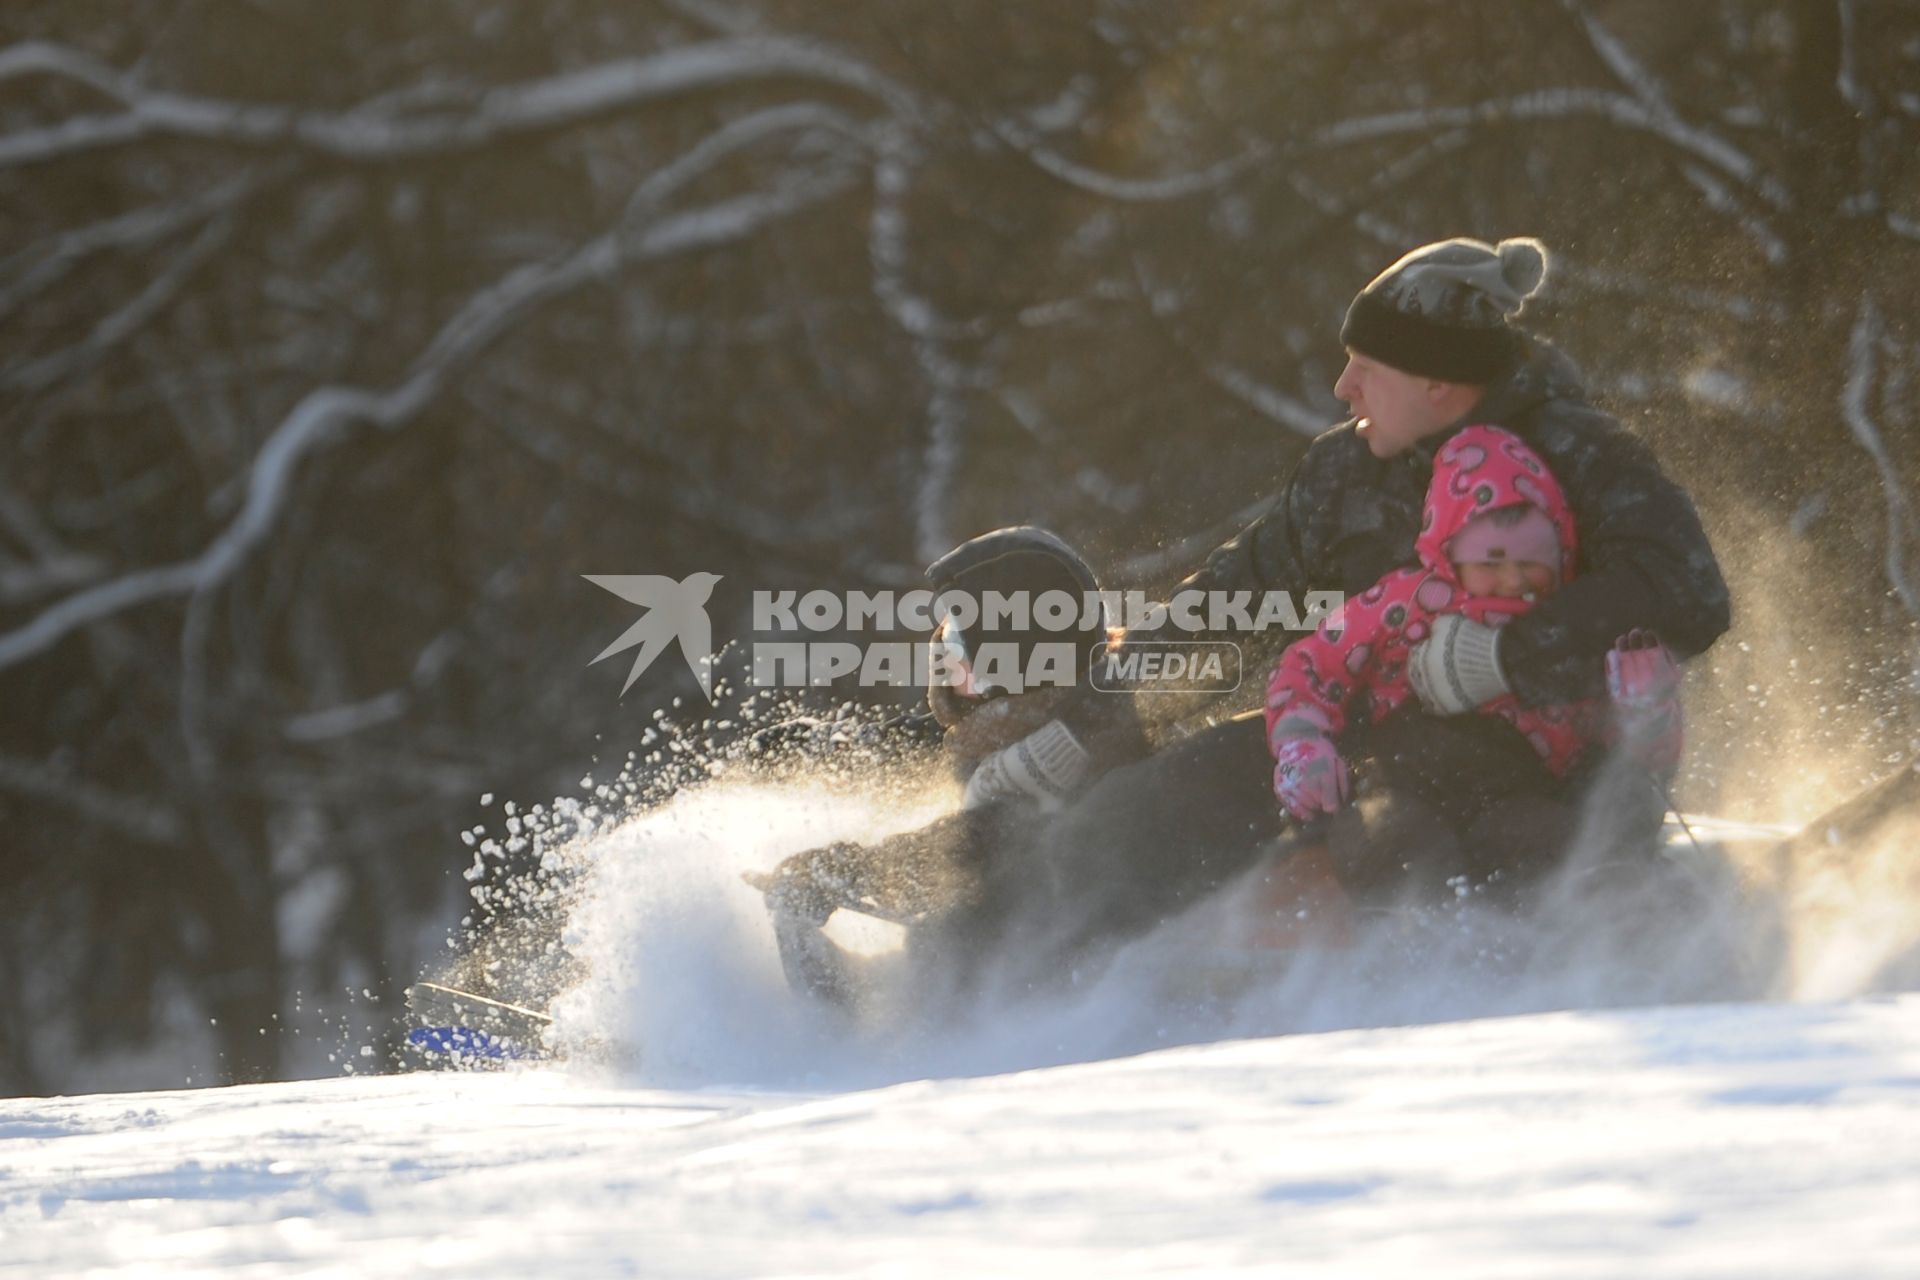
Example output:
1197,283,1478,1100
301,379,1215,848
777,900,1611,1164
7,997,1919,1278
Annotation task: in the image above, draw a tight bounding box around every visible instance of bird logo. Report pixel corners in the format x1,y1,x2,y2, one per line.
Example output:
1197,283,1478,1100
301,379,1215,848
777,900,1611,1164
583,572,723,701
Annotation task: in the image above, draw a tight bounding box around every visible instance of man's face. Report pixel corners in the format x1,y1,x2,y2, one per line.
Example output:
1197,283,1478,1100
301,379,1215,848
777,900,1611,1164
1333,351,1447,459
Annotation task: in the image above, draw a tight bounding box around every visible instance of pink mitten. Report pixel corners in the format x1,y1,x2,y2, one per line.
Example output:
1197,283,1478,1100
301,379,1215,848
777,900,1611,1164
1272,735,1351,823
1606,629,1683,771
1606,629,1679,705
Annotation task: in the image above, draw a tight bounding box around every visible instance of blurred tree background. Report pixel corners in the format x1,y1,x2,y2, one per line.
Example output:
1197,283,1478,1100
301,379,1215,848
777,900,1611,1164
1,0,1916,1093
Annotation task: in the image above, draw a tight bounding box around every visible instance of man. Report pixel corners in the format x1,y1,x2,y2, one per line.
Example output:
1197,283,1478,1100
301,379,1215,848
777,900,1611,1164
967,237,1726,876
765,236,1731,993
1197,236,1727,710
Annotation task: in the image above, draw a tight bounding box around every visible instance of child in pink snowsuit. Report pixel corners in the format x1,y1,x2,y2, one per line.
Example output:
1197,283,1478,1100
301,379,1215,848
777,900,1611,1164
1265,423,1682,825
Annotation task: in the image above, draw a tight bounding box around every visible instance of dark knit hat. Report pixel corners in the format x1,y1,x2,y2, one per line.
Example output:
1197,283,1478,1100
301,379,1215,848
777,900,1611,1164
1340,237,1549,384
926,525,1107,679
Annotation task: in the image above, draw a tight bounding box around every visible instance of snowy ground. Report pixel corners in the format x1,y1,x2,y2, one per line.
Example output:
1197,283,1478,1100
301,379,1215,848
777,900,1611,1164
11,780,1917,1275
5,996,1920,1277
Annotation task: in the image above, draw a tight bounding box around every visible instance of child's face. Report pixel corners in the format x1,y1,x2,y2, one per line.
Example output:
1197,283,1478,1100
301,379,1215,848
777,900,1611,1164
1455,559,1557,599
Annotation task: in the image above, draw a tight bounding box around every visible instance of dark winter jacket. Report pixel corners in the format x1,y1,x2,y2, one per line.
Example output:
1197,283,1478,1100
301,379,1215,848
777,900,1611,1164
1176,339,1730,705
1264,424,1682,779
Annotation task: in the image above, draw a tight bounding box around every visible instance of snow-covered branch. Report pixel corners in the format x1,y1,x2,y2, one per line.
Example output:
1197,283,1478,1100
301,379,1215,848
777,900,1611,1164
0,475,74,564
1841,295,1920,620
1836,0,1871,115
1559,0,1678,118
865,124,978,562
281,684,409,744
1283,130,1471,249
3,211,237,396
0,552,106,605
989,115,1270,203
0,169,270,321
619,100,872,240
0,36,918,168
660,0,764,37
1204,362,1326,439
0,130,865,674
1555,0,1803,256
0,475,110,606
1310,89,1789,212
0,751,182,846
1117,240,1328,443
1680,165,1788,263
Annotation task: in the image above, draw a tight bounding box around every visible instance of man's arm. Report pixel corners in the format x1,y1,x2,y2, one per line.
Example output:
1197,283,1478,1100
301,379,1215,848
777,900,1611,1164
1171,477,1311,607
1501,413,1730,705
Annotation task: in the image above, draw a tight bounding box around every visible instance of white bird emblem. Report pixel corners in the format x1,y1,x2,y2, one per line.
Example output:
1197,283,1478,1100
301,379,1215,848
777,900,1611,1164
583,572,722,701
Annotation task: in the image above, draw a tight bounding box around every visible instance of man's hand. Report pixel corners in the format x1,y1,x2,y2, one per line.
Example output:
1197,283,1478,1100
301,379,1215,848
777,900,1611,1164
1272,735,1350,823
1407,614,1510,715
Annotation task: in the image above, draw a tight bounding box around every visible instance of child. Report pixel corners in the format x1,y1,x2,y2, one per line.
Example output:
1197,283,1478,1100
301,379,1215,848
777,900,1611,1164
1264,423,1681,824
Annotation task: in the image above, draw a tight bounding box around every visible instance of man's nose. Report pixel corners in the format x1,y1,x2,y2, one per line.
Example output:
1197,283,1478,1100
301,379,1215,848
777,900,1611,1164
1333,358,1358,403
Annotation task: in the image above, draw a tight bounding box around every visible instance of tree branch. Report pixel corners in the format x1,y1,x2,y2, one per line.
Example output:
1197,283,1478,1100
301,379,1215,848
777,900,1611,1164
0,751,182,846
1679,164,1788,262
618,100,871,243
280,590,475,744
1203,362,1326,438
3,211,237,396
865,125,978,562
0,552,106,605
0,37,917,168
1557,0,1799,255
1283,129,1472,248
988,114,1271,203
660,0,763,37
0,167,272,322
1835,0,1871,115
1119,236,1328,442
0,474,76,563
0,132,867,675
1559,0,1679,118
1309,89,1789,212
1842,295,1920,620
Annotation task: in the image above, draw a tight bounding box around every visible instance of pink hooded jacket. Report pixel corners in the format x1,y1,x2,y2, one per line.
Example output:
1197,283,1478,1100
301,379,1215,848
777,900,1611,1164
1264,424,1674,779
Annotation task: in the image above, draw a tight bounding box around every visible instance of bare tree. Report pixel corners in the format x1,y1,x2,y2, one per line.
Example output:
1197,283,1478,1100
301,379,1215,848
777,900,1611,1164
2,0,1914,1089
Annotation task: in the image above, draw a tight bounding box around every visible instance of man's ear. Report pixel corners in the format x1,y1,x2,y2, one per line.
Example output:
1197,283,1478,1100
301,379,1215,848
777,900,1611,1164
1425,377,1482,413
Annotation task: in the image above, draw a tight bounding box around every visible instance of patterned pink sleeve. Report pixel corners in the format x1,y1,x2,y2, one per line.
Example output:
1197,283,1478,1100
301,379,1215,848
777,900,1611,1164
1264,579,1399,756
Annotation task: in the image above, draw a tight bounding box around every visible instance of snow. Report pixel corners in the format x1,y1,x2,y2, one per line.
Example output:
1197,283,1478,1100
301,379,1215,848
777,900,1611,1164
10,778,1916,1274
4,997,1919,1277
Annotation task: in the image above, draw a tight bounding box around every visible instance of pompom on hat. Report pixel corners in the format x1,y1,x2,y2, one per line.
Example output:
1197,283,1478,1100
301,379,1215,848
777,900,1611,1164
1340,237,1549,384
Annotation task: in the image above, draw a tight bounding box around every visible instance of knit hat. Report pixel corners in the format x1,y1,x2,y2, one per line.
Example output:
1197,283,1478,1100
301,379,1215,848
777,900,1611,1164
1340,237,1549,384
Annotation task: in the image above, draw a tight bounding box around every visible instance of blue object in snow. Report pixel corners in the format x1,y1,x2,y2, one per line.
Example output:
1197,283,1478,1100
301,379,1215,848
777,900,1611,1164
407,1026,540,1061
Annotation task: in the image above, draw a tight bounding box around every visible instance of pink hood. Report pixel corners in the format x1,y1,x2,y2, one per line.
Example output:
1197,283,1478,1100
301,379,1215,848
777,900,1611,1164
1414,424,1578,586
